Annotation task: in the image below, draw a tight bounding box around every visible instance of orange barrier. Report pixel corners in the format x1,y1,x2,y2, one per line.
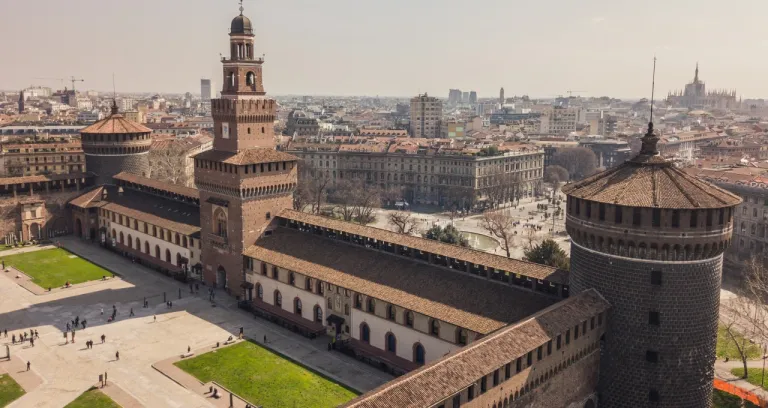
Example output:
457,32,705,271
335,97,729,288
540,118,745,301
715,378,768,407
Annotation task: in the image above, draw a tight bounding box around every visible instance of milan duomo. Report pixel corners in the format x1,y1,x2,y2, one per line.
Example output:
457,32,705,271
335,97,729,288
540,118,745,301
0,6,740,408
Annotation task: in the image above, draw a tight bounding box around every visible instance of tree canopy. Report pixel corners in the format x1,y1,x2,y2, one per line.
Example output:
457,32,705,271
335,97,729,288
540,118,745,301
551,147,597,181
422,224,469,247
523,239,570,270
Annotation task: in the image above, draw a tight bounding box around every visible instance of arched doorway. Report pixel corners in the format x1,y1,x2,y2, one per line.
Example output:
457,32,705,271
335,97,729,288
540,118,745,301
216,266,227,289
29,223,41,240
165,249,171,263
385,332,397,353
413,343,426,365
360,323,370,344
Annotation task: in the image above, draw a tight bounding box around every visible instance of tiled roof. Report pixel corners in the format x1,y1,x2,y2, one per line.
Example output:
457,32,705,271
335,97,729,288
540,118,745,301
194,148,297,165
113,172,199,200
341,289,610,408
562,154,742,209
0,172,94,186
244,228,556,334
80,114,152,134
278,210,567,284
69,186,105,208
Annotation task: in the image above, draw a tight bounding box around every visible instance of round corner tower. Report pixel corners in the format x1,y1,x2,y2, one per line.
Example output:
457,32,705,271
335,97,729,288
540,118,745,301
563,123,742,408
80,103,152,185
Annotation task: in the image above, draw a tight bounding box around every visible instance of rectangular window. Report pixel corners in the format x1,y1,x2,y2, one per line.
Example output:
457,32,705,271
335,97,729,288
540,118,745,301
633,208,642,226
646,350,659,363
527,351,533,366
671,210,680,228
652,208,661,227
590,317,596,330
452,396,461,408
706,209,713,227
547,340,552,355
599,203,606,221
565,330,571,345
480,377,487,393
493,370,499,386
586,203,592,219
649,389,660,402
556,335,562,350
574,325,579,340
582,321,588,335
516,357,522,372
505,363,511,378
649,311,660,326
467,385,475,401
651,270,662,285
598,313,604,326
537,346,543,360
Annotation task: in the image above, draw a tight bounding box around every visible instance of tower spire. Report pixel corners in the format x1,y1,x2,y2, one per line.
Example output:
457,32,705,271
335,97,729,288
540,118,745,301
239,0,244,15
694,62,699,82
640,57,659,156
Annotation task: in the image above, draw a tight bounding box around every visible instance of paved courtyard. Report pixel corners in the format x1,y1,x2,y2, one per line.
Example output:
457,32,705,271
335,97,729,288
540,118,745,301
0,237,391,408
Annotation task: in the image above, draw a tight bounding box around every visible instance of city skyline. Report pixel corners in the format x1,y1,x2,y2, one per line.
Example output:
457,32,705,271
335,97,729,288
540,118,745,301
1,0,767,98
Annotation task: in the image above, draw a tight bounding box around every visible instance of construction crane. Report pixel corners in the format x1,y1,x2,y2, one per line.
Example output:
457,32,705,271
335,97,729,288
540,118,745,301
33,76,84,92
566,90,587,97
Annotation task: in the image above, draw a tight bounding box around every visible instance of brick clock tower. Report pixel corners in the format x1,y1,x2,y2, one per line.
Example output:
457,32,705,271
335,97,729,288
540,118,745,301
564,123,741,408
194,5,297,298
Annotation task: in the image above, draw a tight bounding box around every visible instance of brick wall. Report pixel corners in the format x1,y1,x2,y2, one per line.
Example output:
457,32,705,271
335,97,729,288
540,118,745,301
570,242,721,408
0,191,80,242
86,153,149,185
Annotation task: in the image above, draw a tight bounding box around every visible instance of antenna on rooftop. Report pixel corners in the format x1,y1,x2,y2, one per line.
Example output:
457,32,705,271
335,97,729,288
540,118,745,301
650,56,656,124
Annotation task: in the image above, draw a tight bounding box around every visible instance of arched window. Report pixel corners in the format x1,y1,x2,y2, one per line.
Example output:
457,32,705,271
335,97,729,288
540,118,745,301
246,72,256,86
294,298,302,315
127,234,132,248
227,72,235,89
360,323,370,343
256,284,263,300
385,332,396,353
430,319,440,336
367,297,376,313
413,343,426,365
327,297,332,309
317,281,324,294
274,290,282,307
272,266,279,278
154,245,160,258
144,241,150,254
305,277,312,290
289,272,296,285
456,328,468,345
354,294,362,309
405,311,414,327
174,233,180,245
135,237,140,250
165,249,171,263
386,305,396,320
344,304,350,315
214,209,228,238
315,305,323,322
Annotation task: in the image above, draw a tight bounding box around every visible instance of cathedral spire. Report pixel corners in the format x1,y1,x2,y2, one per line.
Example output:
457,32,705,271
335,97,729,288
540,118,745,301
694,62,699,83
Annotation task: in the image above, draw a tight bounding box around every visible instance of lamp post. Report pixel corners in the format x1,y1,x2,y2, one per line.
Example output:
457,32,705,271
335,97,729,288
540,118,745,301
762,345,767,388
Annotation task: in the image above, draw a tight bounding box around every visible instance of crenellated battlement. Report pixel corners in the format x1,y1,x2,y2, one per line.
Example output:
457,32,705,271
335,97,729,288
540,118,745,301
211,98,276,115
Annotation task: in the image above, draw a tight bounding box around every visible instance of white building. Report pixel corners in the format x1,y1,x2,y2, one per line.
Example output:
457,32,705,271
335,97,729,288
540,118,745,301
539,106,578,135
200,79,212,103
77,110,104,123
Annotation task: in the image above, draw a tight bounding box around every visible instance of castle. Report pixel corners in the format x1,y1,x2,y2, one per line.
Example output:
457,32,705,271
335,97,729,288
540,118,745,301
2,7,740,408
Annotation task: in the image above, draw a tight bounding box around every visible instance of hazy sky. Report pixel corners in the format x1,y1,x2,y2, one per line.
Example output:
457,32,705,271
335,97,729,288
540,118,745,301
1,0,767,98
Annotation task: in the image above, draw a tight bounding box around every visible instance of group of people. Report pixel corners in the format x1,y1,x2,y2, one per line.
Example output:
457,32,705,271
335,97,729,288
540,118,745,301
9,329,38,346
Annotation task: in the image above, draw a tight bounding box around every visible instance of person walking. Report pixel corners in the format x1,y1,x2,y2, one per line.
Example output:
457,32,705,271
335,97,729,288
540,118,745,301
153,315,156,322
66,322,70,331
29,337,34,347
34,330,38,339
26,361,30,371
129,308,134,317
101,307,104,315
3,329,6,337
63,332,68,344
115,351,119,361
101,334,105,344
187,346,191,353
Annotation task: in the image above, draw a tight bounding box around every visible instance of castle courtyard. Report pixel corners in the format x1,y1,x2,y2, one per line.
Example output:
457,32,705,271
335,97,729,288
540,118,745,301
0,237,391,408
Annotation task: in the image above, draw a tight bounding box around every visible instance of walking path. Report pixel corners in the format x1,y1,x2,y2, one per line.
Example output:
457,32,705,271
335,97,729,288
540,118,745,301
715,358,768,401
0,236,391,407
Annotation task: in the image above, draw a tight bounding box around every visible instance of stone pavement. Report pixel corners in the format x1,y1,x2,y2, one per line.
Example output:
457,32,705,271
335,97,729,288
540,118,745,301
0,237,391,407
0,244,56,257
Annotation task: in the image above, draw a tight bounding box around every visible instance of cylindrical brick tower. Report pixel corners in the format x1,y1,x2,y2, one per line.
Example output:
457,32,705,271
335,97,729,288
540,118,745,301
81,103,152,185
563,123,741,408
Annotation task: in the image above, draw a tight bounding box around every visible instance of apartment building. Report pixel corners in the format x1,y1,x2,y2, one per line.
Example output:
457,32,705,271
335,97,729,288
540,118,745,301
0,142,85,177
410,94,442,138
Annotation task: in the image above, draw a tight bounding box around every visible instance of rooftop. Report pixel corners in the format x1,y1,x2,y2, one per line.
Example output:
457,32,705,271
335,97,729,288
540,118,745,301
341,289,610,408
80,113,152,135
563,123,742,209
194,148,297,165
245,227,556,334
112,172,199,200
280,210,567,284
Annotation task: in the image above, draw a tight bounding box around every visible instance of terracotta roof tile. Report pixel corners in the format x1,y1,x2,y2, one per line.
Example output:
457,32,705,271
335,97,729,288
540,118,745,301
245,228,556,334
341,289,610,408
279,210,567,284
562,156,742,209
80,114,152,134
194,148,297,165
69,186,105,208
0,172,94,186
113,172,199,200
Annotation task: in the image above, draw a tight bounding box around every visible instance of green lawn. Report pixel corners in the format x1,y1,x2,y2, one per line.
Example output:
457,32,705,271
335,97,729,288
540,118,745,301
64,387,120,408
1,248,113,288
717,325,763,360
731,368,768,392
175,341,358,408
0,374,25,407
713,388,759,408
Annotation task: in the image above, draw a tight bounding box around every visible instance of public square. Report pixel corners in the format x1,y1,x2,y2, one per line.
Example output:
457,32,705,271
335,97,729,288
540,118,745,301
0,238,391,408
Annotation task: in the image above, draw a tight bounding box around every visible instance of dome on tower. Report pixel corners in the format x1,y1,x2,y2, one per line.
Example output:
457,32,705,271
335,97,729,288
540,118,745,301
562,123,740,209
230,14,253,35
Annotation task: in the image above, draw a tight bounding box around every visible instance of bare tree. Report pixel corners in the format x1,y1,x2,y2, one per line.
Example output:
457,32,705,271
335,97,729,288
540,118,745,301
551,147,598,180
297,160,332,215
544,165,569,203
352,182,381,224
480,211,517,258
292,181,311,211
721,256,768,378
388,211,420,235
149,141,190,186
330,179,356,221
